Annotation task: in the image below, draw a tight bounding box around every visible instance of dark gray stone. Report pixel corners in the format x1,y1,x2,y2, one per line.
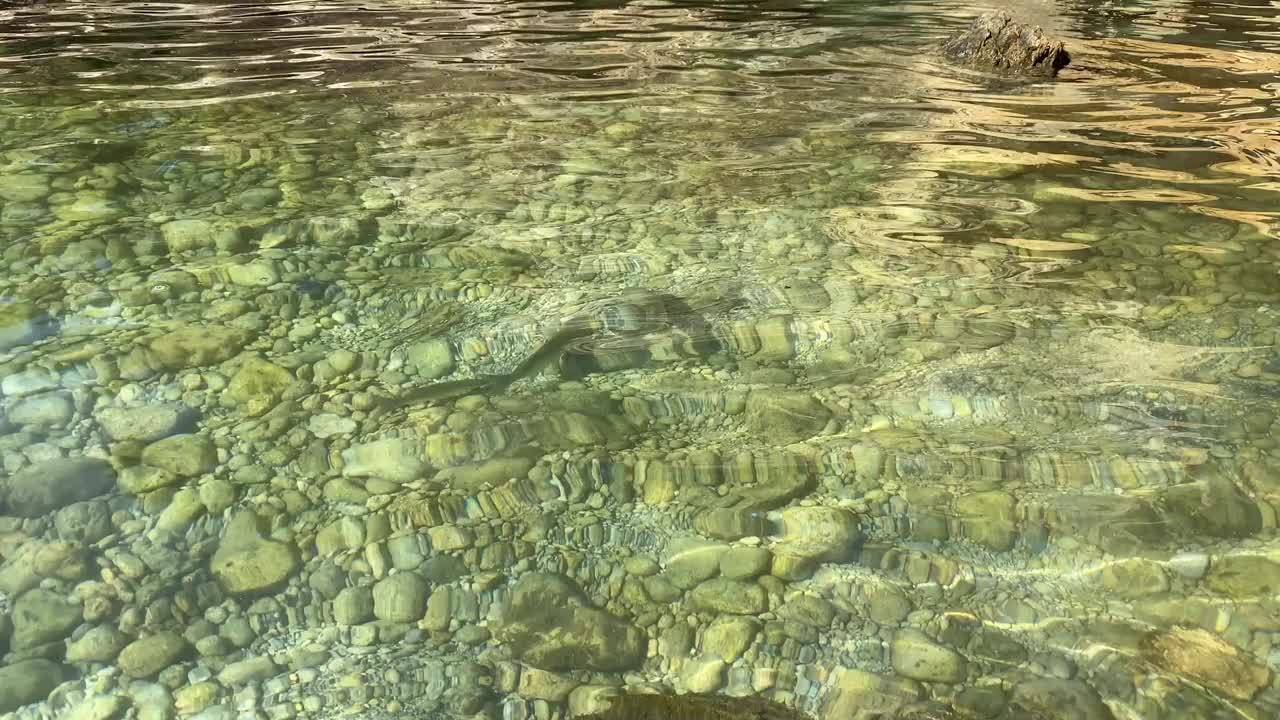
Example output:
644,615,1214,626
941,10,1070,77
3,457,116,517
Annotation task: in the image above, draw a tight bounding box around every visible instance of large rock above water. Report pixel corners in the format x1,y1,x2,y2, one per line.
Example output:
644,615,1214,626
495,572,646,672
940,10,1070,77
3,457,116,517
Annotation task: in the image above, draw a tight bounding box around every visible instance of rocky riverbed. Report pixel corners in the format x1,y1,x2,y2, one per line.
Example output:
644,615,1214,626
2,2,1280,720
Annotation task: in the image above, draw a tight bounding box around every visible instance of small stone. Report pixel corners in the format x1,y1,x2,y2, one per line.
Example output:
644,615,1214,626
867,584,912,625
198,479,235,515
308,413,356,439
149,325,249,370
334,587,374,625
142,433,217,477
0,367,58,396
689,579,768,615
436,456,535,493
53,500,113,544
66,625,128,663
226,260,279,287
223,356,294,417
118,631,189,678
701,616,758,663
4,457,115,517
217,656,278,687
63,695,125,720
1097,558,1169,598
405,338,455,379
891,629,967,683
96,404,191,443
665,538,729,589
719,546,772,580
372,572,429,622
680,655,727,694
955,491,1017,551
156,487,205,533
517,667,577,702
118,465,179,494
745,391,829,443
341,438,426,484
1168,552,1210,579
771,506,861,580
174,683,219,715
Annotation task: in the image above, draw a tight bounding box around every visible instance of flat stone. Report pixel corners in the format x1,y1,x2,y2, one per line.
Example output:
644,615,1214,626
53,499,113,544
1008,679,1110,720
217,656,278,687
156,487,206,533
867,584,912,625
719,546,772,580
4,456,116,517
8,392,73,427
11,588,82,650
771,506,861,580
664,537,729,590
1162,477,1261,538
96,404,192,443
1205,554,1280,598
0,304,55,352
62,695,125,720
118,465,179,494
66,625,129,663
210,511,299,596
372,572,429,622
0,659,70,713
436,455,535,493
496,572,646,672
149,325,250,370
955,491,1017,551
118,631,189,678
1140,626,1269,701
891,629,967,683
308,413,356,439
821,668,922,720
341,438,427,484
405,338,455,379
518,667,578,702
1097,558,1169,598
224,356,294,417
689,579,768,615
142,433,217,477
701,616,758,663
680,655,726,694
745,391,829,443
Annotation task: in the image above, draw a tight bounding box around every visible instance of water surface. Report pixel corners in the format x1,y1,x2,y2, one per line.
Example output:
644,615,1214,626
1,1,1279,719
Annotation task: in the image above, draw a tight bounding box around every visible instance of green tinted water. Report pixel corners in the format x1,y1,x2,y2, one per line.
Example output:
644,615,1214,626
1,1,1278,718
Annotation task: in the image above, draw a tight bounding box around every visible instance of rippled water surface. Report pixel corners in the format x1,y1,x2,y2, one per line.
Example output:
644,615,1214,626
1,1,1279,718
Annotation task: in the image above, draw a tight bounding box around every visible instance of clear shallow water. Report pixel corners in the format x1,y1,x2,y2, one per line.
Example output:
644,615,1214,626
0,1,1278,719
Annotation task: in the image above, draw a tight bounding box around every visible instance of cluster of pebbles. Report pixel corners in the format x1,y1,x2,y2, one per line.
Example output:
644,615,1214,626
0,42,1279,720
